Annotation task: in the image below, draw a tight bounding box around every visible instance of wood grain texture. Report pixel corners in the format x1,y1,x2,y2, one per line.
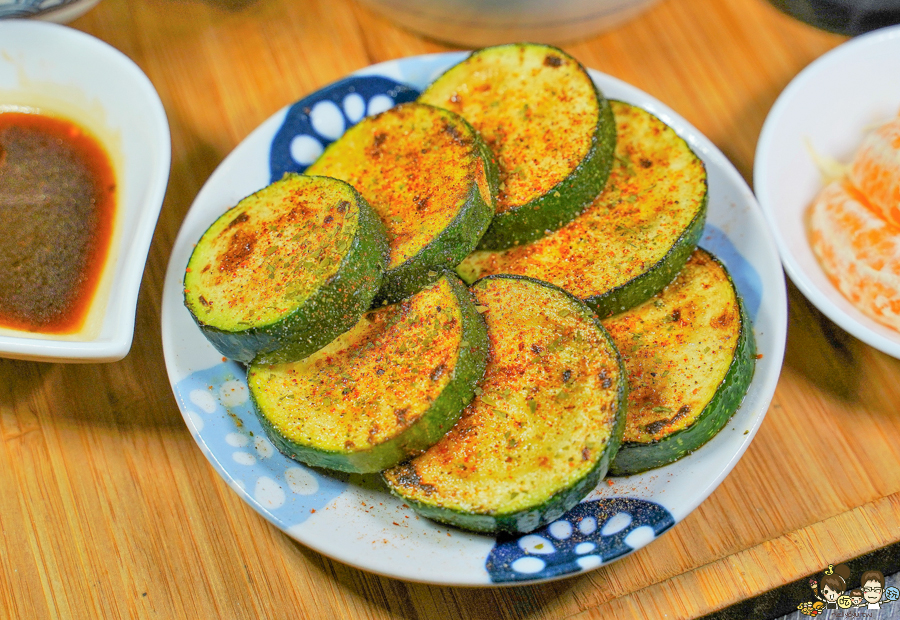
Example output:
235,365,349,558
2,0,897,618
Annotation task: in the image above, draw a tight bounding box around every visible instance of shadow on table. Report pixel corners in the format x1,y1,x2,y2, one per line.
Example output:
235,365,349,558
195,0,261,11
782,280,866,403
0,340,184,432
287,536,579,620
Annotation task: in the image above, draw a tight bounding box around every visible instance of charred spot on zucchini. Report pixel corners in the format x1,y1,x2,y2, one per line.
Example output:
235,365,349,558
247,274,489,474
306,102,498,304
457,101,707,318
419,43,615,250
383,275,626,534
184,173,388,363
603,249,756,476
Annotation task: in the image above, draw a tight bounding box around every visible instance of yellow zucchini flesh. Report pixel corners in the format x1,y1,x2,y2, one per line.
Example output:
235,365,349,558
603,249,756,475
457,101,707,318
247,274,489,473
383,275,626,534
306,102,497,303
183,173,388,363
419,43,615,249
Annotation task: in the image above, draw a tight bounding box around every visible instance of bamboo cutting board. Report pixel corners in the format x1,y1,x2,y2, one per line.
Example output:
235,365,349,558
4,0,900,618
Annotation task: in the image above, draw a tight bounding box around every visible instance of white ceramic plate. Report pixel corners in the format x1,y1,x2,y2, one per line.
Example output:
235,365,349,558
0,21,170,362
162,53,787,585
755,24,900,359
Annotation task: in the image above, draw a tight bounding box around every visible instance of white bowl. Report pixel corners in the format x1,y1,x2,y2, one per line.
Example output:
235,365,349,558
754,24,900,359
358,0,660,46
0,21,170,362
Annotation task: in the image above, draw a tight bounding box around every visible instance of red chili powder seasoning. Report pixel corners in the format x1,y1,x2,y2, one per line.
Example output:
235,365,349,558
0,112,116,333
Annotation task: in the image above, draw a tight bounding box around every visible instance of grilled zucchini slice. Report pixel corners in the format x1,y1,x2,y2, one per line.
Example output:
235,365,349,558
306,102,497,303
183,173,388,363
458,101,707,318
604,249,756,476
419,43,615,249
383,275,626,534
247,274,489,474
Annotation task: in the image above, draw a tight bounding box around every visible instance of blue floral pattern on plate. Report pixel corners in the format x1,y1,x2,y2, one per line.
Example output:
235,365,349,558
172,362,347,527
174,356,679,583
486,498,675,583
701,224,762,321
269,76,419,182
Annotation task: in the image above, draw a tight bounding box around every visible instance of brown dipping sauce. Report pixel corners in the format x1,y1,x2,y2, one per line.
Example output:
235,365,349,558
0,112,116,334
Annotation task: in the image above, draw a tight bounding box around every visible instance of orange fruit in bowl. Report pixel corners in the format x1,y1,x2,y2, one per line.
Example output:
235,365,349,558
808,178,900,331
850,114,900,228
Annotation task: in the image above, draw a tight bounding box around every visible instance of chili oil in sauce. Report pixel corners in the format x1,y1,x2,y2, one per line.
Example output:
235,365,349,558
0,112,116,334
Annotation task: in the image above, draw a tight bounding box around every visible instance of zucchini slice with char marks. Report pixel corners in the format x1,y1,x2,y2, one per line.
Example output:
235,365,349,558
184,173,388,364
306,102,497,304
603,249,756,476
383,275,626,535
458,101,707,318
247,274,489,474
419,43,615,250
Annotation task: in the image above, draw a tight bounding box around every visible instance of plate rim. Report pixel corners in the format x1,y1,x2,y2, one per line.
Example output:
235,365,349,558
162,51,787,586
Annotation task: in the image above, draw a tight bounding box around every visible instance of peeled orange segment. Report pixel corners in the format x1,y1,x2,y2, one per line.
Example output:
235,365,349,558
808,179,900,331
849,114,900,228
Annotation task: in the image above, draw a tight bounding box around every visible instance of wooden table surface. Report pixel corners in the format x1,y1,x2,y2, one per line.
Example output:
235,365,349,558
3,0,900,618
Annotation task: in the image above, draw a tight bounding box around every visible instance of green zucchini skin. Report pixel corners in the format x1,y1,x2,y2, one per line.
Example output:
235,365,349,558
390,442,622,534
419,43,616,250
457,100,708,319
605,250,756,476
375,131,498,304
476,95,615,250
184,174,389,364
587,195,706,318
251,194,389,365
306,102,499,305
383,275,627,535
247,274,489,474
